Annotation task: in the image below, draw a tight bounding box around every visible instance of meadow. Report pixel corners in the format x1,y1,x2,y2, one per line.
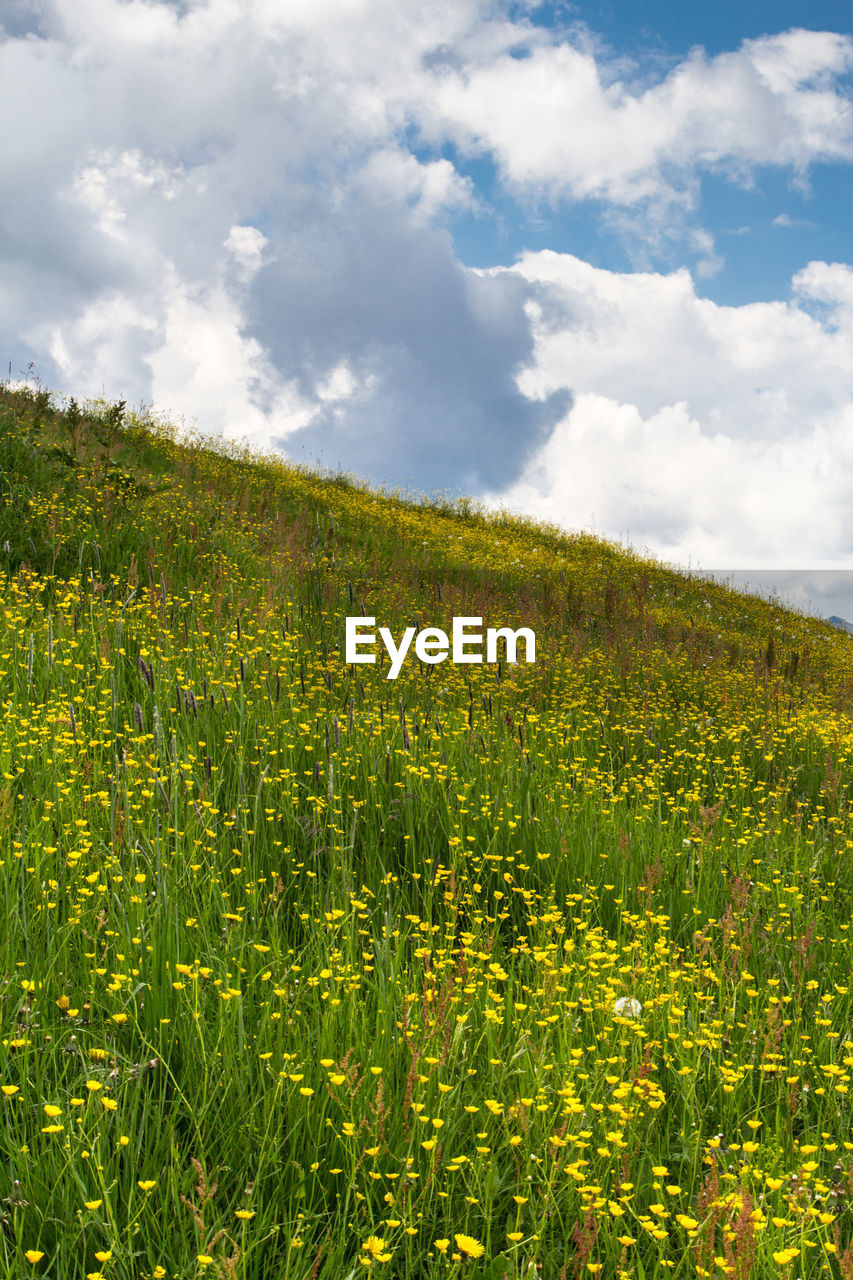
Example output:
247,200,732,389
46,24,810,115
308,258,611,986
1,382,853,1280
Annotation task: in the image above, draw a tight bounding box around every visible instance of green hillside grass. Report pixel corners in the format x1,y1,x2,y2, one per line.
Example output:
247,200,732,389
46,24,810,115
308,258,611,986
2,382,853,1280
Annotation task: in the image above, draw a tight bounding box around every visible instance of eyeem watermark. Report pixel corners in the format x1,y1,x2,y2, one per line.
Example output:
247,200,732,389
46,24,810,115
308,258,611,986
345,616,536,680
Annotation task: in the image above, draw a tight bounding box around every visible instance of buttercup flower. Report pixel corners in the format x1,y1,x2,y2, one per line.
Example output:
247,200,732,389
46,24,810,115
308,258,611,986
454,1234,485,1259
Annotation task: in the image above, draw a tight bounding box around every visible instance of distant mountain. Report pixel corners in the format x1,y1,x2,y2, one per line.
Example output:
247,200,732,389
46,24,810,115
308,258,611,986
828,615,853,633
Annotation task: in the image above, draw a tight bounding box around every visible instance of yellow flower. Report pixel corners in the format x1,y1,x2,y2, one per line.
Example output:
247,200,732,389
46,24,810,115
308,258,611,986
137,1180,156,1191
197,1256,214,1265
434,1240,450,1253
94,1251,112,1262
454,1234,485,1259
84,1200,103,1210
2,1085,19,1096
507,1232,523,1242
43,1105,62,1117
25,1252,44,1264
361,1237,387,1258
235,1210,255,1220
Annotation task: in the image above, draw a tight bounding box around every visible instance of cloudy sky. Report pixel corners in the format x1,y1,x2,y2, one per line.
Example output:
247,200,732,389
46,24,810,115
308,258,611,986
2,0,853,580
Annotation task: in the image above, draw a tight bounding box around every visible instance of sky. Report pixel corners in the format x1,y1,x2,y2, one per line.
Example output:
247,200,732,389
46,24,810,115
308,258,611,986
2,0,853,597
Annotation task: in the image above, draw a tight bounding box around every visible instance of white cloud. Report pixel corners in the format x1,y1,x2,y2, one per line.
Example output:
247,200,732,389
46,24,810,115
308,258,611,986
356,149,476,224
483,252,853,566
773,212,817,228
794,259,853,314
316,362,363,403
41,291,159,397
502,250,853,433
420,29,853,209
71,150,182,244
224,225,268,279
688,229,724,278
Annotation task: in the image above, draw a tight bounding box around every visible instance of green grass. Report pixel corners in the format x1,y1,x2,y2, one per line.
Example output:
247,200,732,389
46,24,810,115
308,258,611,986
1,382,853,1279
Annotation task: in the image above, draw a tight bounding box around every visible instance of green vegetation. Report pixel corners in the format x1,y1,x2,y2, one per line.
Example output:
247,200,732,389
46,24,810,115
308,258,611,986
2,382,853,1279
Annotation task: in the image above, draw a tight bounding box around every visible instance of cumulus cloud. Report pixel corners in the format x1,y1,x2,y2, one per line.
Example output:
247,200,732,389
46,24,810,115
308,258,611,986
420,29,853,208
483,253,853,566
356,148,476,225
224,225,268,280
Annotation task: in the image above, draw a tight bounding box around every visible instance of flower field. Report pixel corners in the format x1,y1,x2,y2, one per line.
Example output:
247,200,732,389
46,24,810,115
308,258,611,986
2,384,853,1278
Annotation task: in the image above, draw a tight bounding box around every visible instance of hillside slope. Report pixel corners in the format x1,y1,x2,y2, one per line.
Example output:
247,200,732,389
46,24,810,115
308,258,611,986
2,384,853,1280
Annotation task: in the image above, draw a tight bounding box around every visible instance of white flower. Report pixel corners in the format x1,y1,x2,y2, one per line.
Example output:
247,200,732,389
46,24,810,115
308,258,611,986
614,996,642,1019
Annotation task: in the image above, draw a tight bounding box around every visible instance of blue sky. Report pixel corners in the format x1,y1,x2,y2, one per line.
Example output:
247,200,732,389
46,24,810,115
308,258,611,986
443,148,853,306
575,0,852,57
1,0,852,577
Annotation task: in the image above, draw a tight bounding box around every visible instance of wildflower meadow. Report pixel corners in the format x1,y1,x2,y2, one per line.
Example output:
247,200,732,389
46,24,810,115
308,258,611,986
2,383,853,1279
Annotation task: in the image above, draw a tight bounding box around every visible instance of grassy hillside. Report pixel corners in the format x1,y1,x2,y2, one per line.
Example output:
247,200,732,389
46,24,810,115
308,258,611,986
2,383,853,1280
